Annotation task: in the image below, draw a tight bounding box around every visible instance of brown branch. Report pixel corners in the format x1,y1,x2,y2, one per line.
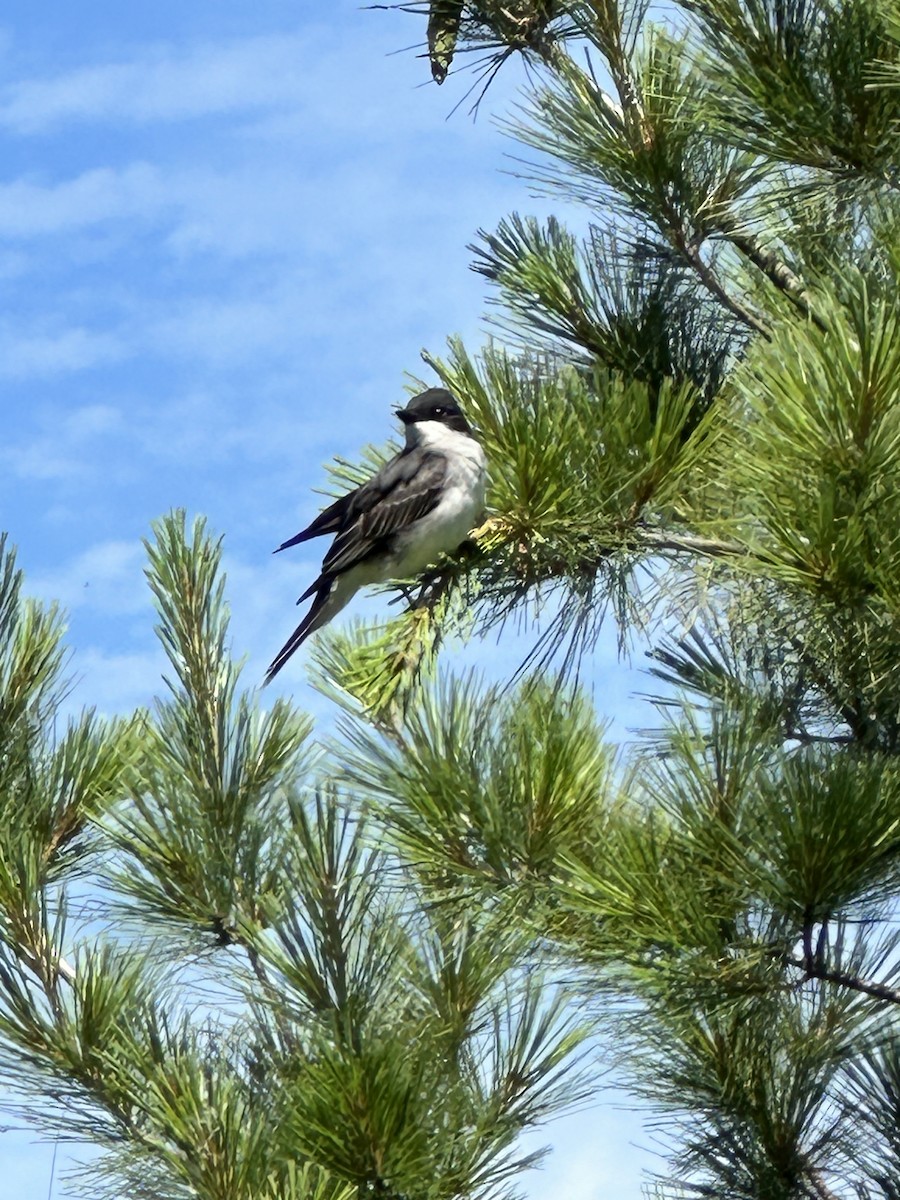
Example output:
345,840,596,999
633,528,751,559
630,524,796,572
717,219,829,333
680,237,772,338
801,1157,842,1200
787,954,900,1005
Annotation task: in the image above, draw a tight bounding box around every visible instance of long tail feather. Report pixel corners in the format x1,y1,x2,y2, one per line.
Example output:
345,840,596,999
275,528,316,553
264,585,330,684
263,571,358,685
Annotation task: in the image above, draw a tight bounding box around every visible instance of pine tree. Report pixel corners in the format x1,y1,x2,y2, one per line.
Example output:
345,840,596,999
8,0,900,1194
0,516,589,1199
336,0,900,1196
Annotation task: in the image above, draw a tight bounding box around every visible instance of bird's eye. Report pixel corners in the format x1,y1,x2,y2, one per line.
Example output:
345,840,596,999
433,406,446,416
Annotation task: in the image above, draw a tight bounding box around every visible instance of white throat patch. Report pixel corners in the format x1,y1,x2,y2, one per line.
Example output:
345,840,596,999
411,420,473,453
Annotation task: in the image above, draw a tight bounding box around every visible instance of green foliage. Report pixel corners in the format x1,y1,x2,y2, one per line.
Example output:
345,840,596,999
643,990,861,1200
0,536,138,998
308,602,461,729
0,520,590,1200
683,0,900,174
518,28,760,231
9,0,900,1190
241,791,591,1200
0,533,66,724
109,513,315,944
472,214,736,395
719,275,900,596
338,671,614,890
427,340,719,568
752,751,900,918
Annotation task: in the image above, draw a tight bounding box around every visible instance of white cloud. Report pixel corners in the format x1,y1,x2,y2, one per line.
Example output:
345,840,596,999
2,400,125,481
0,325,125,378
0,33,319,134
3,441,84,483
145,283,321,363
0,23,499,143
64,403,122,439
41,548,335,721
0,163,165,236
0,155,426,253
63,645,166,717
0,247,30,278
29,538,148,616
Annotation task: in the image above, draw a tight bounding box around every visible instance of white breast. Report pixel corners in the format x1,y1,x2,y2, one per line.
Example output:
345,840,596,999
391,421,488,578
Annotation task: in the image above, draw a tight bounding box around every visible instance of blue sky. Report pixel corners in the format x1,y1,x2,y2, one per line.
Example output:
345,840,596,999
2,2,658,1195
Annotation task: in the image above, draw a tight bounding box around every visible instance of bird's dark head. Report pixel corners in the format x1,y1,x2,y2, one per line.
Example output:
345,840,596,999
396,388,473,437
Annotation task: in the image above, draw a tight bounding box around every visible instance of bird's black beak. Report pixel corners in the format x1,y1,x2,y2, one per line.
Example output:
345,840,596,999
396,406,414,426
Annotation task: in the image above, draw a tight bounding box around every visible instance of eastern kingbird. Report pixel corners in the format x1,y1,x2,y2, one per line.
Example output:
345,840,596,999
265,388,487,683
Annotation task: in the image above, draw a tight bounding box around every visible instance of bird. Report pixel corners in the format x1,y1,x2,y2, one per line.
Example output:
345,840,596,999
264,388,487,684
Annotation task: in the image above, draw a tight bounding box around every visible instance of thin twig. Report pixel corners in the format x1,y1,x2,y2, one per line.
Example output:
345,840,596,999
784,728,855,746
20,941,76,991
634,529,751,559
244,940,302,1054
680,237,771,337
46,1139,58,1200
787,635,873,745
55,956,76,985
246,942,273,992
787,954,900,1006
800,1155,843,1200
718,220,829,333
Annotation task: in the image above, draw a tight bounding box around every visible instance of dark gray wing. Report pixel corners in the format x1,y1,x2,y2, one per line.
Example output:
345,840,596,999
275,446,443,552
321,450,447,576
266,448,448,682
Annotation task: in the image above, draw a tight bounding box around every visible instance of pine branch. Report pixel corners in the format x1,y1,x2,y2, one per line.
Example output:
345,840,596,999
633,528,749,559
802,1158,842,1200
523,42,774,337
678,233,771,337
787,954,900,1006
716,217,829,331
568,21,773,343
